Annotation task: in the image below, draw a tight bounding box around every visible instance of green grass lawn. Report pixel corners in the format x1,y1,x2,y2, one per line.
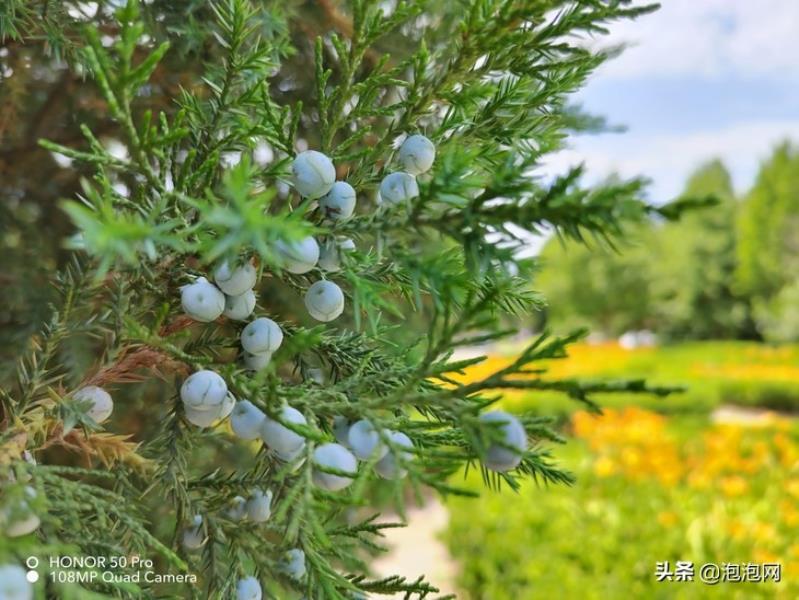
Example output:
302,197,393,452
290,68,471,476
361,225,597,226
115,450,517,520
445,409,799,599
444,341,799,598
495,340,799,416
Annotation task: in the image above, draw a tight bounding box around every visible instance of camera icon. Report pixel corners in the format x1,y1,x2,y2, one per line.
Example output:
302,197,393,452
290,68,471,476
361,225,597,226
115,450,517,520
25,557,40,583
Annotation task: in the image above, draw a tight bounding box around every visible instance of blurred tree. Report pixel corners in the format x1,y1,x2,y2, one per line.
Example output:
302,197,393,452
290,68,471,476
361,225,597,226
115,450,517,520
537,223,656,335
538,160,755,340
651,160,755,340
737,142,799,341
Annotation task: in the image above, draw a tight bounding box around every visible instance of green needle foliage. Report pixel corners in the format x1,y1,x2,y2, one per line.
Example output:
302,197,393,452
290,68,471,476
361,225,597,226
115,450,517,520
1,1,690,598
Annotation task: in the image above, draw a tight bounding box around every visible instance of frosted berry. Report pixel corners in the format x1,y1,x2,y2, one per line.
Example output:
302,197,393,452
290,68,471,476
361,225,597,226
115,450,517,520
398,134,436,175
379,172,419,205
73,385,113,423
260,406,307,459
4,513,40,538
243,351,272,372
236,576,262,600
317,240,340,273
375,431,413,480
218,392,236,420
0,564,32,600
2,486,40,538
347,419,388,461
279,548,306,580
291,150,336,199
224,290,256,321
231,400,266,439
180,276,225,322
214,260,257,296
275,236,320,274
312,443,357,491
183,392,232,427
180,370,228,412
306,367,324,384
319,181,356,220
479,410,527,472
184,405,222,428
226,496,247,521
332,416,350,447
275,444,306,469
245,488,273,522
304,280,345,322
181,514,205,550
318,237,355,273
240,317,283,354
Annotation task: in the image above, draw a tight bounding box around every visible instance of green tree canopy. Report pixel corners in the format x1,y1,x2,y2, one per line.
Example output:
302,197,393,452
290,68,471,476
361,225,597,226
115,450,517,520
650,159,753,340
537,222,656,335
737,142,799,341
538,159,757,340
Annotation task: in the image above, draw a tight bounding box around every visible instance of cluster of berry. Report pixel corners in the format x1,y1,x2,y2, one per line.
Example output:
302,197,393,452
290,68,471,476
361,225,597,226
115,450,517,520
179,135,440,598
0,135,528,600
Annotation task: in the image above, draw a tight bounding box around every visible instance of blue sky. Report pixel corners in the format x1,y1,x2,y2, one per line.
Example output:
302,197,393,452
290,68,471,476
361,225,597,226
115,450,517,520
545,0,799,203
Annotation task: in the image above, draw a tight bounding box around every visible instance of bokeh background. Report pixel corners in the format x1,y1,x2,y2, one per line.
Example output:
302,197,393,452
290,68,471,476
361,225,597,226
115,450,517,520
2,1,798,598
438,2,799,598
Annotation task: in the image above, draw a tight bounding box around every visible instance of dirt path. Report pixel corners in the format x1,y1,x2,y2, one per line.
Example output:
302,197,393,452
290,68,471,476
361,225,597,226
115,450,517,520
371,497,458,598
711,404,795,425
370,403,794,599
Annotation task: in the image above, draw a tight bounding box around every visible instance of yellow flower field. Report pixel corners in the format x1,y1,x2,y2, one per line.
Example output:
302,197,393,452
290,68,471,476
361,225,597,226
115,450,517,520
445,342,799,599
454,341,799,414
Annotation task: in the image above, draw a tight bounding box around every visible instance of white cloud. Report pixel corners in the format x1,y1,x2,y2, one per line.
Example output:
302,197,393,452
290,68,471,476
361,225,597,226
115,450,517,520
516,0,799,257
544,120,799,201
595,0,799,79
